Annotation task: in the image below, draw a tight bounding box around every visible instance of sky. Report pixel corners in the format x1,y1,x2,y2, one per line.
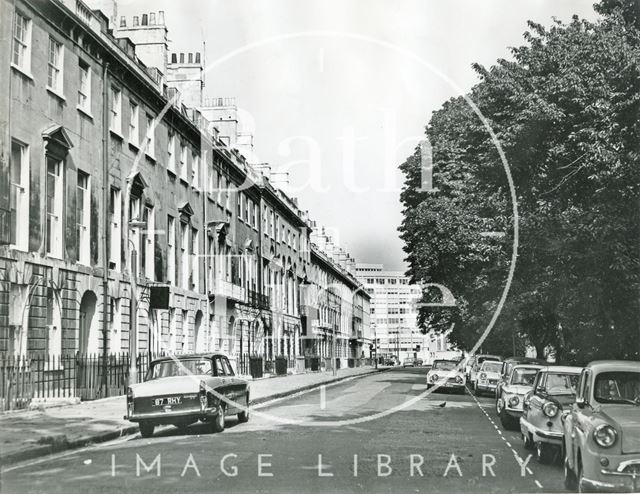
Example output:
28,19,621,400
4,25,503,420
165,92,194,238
119,0,599,271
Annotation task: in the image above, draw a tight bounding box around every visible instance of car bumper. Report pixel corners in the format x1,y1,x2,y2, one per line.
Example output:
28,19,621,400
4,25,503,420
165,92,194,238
477,382,497,393
581,455,640,492
505,407,524,418
520,417,563,445
429,381,465,389
126,405,218,424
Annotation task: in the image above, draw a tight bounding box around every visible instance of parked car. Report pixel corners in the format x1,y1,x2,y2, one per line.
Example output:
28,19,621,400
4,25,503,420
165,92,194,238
403,358,415,368
474,360,504,396
426,359,466,393
495,363,544,429
563,360,640,492
495,357,547,399
126,353,250,438
467,354,502,388
415,358,424,366
519,365,582,464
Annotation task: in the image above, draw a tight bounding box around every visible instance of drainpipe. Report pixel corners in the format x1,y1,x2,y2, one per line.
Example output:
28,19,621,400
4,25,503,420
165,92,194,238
101,61,110,396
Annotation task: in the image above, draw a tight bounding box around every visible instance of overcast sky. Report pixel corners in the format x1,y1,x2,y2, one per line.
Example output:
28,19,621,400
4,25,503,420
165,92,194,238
121,0,599,271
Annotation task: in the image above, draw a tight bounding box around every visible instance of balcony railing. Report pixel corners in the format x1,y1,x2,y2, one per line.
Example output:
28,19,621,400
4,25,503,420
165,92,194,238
209,279,245,302
248,289,270,310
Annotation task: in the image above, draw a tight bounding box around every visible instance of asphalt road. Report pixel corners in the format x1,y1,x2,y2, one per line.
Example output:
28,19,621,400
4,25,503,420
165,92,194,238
1,367,569,493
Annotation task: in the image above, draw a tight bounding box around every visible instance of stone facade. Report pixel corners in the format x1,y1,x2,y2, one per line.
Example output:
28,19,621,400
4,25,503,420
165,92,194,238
0,0,370,372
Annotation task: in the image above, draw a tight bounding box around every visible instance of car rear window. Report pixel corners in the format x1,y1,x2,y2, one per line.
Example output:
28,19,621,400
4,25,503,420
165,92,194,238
432,361,457,371
147,358,213,380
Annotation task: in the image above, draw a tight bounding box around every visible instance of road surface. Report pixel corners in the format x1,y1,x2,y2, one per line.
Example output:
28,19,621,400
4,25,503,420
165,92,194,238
1,367,569,493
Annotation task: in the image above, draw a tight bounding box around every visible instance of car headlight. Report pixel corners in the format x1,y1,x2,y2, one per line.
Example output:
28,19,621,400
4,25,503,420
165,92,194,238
127,386,134,401
456,375,463,383
593,424,617,448
431,374,439,382
508,396,520,407
480,373,486,380
542,402,559,418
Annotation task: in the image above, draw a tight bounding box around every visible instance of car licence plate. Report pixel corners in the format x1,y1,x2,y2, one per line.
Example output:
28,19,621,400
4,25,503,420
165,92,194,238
152,396,182,407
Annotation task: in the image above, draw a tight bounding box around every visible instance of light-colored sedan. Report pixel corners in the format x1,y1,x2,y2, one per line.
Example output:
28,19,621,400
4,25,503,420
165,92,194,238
495,364,544,430
426,359,466,393
474,360,504,397
563,360,640,492
519,365,582,464
126,353,250,438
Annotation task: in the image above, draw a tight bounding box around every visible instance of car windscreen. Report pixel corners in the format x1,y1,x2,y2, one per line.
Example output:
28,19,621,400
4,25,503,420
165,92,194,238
510,367,539,386
146,358,213,380
593,371,640,405
545,373,579,395
432,361,457,371
481,362,503,373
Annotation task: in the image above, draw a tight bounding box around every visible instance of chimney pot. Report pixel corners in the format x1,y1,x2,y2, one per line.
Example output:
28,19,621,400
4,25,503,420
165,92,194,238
120,16,126,27
195,52,201,64
141,13,148,25
133,15,139,26
150,12,156,24
188,52,193,64
179,53,184,63
158,11,165,24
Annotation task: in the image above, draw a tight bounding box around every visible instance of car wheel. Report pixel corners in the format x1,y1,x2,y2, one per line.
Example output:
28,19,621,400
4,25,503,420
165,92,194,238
237,395,250,423
211,403,226,433
499,407,516,430
139,422,155,438
535,442,554,464
564,457,578,491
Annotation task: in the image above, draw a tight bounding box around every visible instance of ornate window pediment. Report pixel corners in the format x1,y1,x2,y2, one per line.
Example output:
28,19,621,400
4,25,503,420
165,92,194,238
42,125,73,159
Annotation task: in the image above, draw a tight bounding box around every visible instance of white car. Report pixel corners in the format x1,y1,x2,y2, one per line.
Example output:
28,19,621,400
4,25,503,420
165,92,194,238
427,359,466,394
495,364,543,429
474,360,504,396
468,354,502,387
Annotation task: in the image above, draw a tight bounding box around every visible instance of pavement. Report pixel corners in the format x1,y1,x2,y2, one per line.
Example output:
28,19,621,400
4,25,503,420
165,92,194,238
0,367,570,493
0,365,385,468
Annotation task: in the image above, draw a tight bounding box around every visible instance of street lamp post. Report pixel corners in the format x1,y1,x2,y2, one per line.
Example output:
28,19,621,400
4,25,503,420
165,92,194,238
128,220,145,386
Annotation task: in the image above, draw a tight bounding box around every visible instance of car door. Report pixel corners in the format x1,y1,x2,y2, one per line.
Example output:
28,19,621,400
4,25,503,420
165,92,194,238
212,356,232,411
222,356,244,410
566,368,589,470
526,372,546,425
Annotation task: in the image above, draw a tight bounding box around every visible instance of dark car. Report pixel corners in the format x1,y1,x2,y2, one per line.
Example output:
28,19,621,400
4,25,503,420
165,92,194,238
126,353,250,438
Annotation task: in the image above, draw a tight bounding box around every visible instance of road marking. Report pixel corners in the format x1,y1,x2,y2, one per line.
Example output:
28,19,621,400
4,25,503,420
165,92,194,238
320,385,326,410
466,386,544,491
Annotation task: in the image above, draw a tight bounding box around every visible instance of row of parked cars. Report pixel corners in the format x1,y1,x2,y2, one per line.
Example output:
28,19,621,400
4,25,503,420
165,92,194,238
461,354,640,493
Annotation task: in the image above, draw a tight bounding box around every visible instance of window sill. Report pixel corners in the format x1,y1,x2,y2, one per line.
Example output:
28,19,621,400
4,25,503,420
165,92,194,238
11,63,33,80
167,168,177,178
77,105,94,119
9,244,28,253
46,87,66,102
109,128,124,140
145,152,156,163
128,140,140,151
179,177,189,187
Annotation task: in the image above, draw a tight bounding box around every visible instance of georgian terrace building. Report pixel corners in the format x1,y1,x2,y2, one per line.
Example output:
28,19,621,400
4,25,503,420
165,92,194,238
0,0,370,377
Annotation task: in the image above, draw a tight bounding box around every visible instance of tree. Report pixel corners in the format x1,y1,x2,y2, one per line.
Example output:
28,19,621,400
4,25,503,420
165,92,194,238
400,0,640,363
